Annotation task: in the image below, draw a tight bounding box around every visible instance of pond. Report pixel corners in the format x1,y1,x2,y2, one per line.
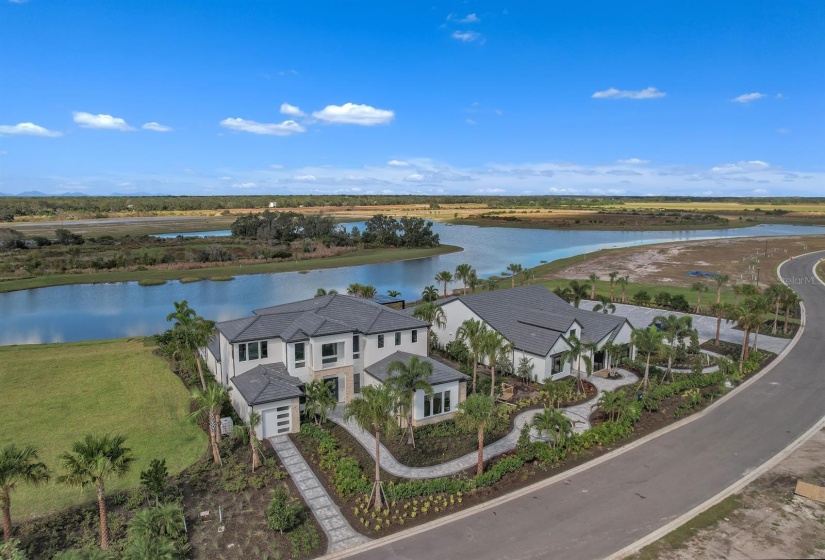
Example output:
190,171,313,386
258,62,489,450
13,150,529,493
3,222,824,345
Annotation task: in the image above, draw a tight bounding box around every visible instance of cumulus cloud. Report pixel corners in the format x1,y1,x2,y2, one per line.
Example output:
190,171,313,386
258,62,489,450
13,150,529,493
312,103,394,126
73,112,133,131
710,160,770,174
219,117,306,136
387,160,410,167
280,103,305,117
459,13,480,23
452,30,482,42
0,122,62,137
592,87,666,100
293,174,316,182
404,173,426,182
617,158,650,164
142,122,173,132
731,92,765,104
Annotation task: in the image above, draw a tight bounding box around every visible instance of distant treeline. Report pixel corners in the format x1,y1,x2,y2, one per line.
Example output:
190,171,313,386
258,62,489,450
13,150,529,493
1,194,824,221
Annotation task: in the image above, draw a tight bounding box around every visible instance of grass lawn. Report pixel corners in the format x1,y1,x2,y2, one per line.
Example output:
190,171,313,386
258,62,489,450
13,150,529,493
0,338,207,519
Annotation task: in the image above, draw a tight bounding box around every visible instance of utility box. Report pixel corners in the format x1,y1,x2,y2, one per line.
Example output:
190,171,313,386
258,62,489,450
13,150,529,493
220,417,234,436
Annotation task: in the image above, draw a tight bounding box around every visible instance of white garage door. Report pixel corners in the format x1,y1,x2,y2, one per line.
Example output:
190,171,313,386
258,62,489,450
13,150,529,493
262,405,292,437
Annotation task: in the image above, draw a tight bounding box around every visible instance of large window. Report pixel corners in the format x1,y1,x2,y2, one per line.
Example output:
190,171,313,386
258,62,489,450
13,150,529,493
551,354,564,374
294,343,305,368
423,389,452,418
238,341,268,362
321,342,338,365
412,330,418,343
353,372,361,394
394,332,401,346
353,335,360,359
378,334,384,348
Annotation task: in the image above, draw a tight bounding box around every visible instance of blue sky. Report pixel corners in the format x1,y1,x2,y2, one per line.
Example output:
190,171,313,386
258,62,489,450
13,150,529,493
1,1,823,197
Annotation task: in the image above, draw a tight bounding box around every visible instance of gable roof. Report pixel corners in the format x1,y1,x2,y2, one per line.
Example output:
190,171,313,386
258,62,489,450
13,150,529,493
230,363,304,405
445,285,629,355
206,334,221,363
364,351,469,386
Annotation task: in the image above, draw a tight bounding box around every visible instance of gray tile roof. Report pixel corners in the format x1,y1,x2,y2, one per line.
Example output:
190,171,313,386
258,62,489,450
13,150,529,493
449,286,629,355
364,351,469,386
206,334,221,363
230,363,304,405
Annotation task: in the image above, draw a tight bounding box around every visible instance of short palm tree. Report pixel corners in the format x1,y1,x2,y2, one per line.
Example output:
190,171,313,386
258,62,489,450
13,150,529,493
189,384,227,465
618,275,630,303
232,410,264,471
435,270,453,298
412,302,445,328
166,300,215,391
716,355,742,384
733,283,759,307
506,263,523,288
454,263,474,295
561,334,596,392
385,356,434,447
601,341,624,375
567,280,590,308
714,274,730,304
343,384,397,510
531,408,572,449
691,282,708,313
303,379,338,426
360,284,377,299
315,288,338,297
421,285,439,303
387,289,401,298
593,295,616,314
596,391,631,422
457,319,489,393
482,330,512,397
467,271,483,293
653,314,695,381
347,283,364,296
631,326,666,392
608,271,619,302
128,502,185,541
588,273,599,299
483,278,498,291
522,269,536,285
1,444,50,541
455,394,496,475
58,434,134,550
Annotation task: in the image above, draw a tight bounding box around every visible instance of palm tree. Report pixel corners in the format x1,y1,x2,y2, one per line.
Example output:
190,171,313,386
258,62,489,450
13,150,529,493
588,273,599,299
522,269,536,286
618,275,630,303
691,282,708,313
467,271,482,293
608,271,619,302
1,444,50,541
596,391,631,423
315,288,338,297
343,384,397,510
506,263,523,288
567,280,590,308
128,502,185,542
457,319,489,393
123,534,178,560
631,326,666,392
782,290,801,335
708,302,734,346
733,283,759,307
454,263,474,295
387,289,401,298
166,300,215,391
482,330,512,397
421,285,439,303
455,394,496,475
412,302,445,328
347,283,364,296
748,295,771,353
531,408,572,448
553,286,572,302
435,270,453,298
386,356,434,447
561,334,596,392
232,410,264,471
303,379,338,426
593,295,616,314
190,384,227,465
653,314,695,381
601,340,624,375
765,283,789,335
714,274,730,304
58,434,134,550
483,278,498,291
360,284,377,299
716,355,741,384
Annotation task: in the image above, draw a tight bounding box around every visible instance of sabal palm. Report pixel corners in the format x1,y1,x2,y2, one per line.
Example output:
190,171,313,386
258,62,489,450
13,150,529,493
303,379,338,426
531,408,572,449
315,288,338,297
455,263,474,295
652,313,695,381
631,326,666,392
601,341,624,375
435,270,453,298
232,410,264,471
190,384,227,465
593,295,616,314
344,384,397,510
733,283,758,307
58,434,134,550
747,295,770,353
386,356,434,447
506,263,522,288
166,300,214,390
360,284,377,299
467,271,482,293
567,280,590,308
457,319,489,393
691,282,708,313
708,302,734,346
608,271,619,302
412,302,445,328
561,334,596,392
522,269,536,286
455,394,496,475
128,502,185,541
482,330,512,397
421,285,439,303
765,283,790,334
714,274,730,304
0,444,50,541
618,275,630,303
347,283,363,296
782,290,801,335
588,273,599,299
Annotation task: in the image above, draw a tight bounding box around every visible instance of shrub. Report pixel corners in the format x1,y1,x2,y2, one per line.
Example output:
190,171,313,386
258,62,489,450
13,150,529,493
632,290,651,306
267,488,304,534
290,522,321,556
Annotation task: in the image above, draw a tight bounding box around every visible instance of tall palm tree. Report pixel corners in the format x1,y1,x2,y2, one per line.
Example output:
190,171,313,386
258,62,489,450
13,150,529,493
561,334,596,392
601,340,624,375
618,275,630,303
765,283,789,335
166,300,215,391
232,410,264,471
482,330,512,397
386,356,434,447
733,301,763,364
0,444,50,541
455,394,496,476
456,319,489,393
708,302,734,346
593,295,616,314
522,269,536,286
588,273,599,299
608,271,619,302
506,263,523,288
435,270,453,298
631,326,665,392
421,285,439,303
714,274,730,304
412,302,445,328
303,379,338,426
58,434,134,550
467,271,482,293
568,280,590,308
189,384,227,465
691,282,708,313
343,384,397,510
748,295,771,353
531,408,572,448
733,283,759,307
782,290,801,335
653,314,695,381
454,263,474,295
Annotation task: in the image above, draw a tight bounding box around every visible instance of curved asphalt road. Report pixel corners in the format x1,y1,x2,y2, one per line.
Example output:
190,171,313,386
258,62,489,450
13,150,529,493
345,252,825,560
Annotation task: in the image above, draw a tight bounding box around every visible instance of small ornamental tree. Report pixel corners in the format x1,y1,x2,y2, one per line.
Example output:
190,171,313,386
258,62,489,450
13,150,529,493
267,487,303,534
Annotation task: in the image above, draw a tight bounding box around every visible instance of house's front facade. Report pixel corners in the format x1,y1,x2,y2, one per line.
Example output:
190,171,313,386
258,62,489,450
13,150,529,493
206,294,468,438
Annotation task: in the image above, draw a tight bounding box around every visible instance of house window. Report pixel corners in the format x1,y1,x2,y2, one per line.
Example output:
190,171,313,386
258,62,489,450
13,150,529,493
395,332,401,346
353,372,361,394
353,335,360,359
569,329,577,339
238,343,247,362
378,334,384,348
238,341,268,363
248,342,259,361
321,343,338,365
551,354,564,374
260,341,268,359
294,343,305,368
423,390,452,418
412,330,418,343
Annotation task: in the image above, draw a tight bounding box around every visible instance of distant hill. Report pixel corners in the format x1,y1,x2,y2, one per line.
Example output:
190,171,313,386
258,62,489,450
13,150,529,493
0,191,90,197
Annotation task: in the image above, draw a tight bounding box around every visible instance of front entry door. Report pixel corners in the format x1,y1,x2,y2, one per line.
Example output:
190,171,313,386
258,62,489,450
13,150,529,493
324,376,340,402
593,351,605,371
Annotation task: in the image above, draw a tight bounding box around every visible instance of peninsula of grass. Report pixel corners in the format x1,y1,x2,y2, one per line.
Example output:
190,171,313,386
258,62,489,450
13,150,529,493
137,278,167,286
178,276,204,284
0,338,207,518
208,275,234,281
0,244,462,293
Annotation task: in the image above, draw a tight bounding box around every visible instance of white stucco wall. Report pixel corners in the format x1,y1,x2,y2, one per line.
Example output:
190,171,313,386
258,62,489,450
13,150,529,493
436,300,483,349
362,328,427,367
413,380,459,421
230,336,284,376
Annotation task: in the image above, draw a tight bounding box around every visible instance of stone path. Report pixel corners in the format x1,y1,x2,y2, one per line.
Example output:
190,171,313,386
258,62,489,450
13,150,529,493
328,368,640,479
268,435,369,554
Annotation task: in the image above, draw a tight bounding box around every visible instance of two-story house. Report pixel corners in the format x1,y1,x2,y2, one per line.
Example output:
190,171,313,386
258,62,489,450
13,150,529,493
206,293,469,438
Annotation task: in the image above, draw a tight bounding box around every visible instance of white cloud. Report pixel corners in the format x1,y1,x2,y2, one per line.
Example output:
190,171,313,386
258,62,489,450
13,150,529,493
312,103,394,126
219,117,306,136
731,92,766,104
617,158,650,164
592,87,666,100
710,160,770,174
387,160,410,167
280,103,305,117
293,174,316,181
73,111,133,131
452,30,482,42
0,122,62,137
404,173,426,182
459,13,480,23
142,122,173,132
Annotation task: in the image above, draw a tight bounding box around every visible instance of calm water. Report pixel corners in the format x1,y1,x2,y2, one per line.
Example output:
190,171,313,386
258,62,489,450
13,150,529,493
3,222,825,345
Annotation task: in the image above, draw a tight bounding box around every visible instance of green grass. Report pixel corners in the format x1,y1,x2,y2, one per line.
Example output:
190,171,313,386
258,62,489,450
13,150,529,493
178,277,204,284
137,278,167,286
0,338,207,519
535,278,737,307
0,244,462,293
627,495,743,560
208,275,235,281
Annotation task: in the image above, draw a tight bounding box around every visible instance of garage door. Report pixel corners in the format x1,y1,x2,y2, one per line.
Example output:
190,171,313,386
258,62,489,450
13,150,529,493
262,405,292,437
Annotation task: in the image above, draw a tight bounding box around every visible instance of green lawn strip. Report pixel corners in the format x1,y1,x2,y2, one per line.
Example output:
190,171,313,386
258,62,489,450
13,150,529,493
0,244,462,292
626,494,743,560
0,338,207,518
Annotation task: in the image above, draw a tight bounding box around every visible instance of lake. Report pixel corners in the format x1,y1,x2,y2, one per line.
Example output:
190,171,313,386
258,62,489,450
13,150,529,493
3,222,825,345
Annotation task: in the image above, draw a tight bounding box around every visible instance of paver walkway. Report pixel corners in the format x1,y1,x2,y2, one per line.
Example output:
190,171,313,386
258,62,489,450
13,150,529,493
268,435,369,553
328,368,640,479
